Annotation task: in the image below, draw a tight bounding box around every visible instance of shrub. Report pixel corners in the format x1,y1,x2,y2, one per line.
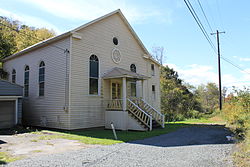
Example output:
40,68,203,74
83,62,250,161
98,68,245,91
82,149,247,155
223,88,250,138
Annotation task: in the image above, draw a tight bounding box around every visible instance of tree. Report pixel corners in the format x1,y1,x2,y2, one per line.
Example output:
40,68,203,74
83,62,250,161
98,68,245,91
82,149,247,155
0,16,55,60
195,82,219,113
160,65,202,121
0,16,18,59
152,46,164,65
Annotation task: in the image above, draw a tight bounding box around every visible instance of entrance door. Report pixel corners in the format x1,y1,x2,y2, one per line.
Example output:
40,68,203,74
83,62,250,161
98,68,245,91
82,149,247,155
111,82,121,99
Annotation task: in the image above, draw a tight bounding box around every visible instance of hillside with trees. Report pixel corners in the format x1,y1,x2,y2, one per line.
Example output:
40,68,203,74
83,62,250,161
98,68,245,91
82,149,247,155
0,16,55,60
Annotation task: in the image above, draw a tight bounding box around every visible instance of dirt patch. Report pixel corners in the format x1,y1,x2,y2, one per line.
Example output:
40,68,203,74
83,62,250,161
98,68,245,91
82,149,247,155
0,132,97,159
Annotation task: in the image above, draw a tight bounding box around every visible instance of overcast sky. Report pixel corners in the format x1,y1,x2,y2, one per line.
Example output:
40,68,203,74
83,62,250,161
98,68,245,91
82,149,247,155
1,0,250,92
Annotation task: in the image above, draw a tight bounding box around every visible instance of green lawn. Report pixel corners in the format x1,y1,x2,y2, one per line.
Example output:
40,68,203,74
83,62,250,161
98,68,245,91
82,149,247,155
174,112,226,125
0,152,21,165
32,123,190,145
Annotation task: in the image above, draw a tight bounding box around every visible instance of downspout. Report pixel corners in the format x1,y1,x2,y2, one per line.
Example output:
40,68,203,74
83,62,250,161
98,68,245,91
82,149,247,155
64,43,70,130
64,48,70,112
68,35,72,130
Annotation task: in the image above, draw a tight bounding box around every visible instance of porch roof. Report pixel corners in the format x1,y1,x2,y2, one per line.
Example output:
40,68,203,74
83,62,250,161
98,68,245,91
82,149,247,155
102,67,149,80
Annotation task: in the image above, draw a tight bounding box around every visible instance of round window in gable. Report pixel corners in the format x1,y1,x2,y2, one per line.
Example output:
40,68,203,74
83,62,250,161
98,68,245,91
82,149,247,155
113,37,118,45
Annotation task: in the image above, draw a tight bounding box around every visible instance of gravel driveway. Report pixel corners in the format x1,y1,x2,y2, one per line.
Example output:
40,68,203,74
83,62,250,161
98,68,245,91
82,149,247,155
5,125,234,167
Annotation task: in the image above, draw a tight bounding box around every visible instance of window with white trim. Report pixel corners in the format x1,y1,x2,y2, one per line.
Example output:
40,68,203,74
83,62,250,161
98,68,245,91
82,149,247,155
12,69,16,83
24,66,29,97
151,64,155,76
39,61,45,96
89,55,99,95
152,85,156,100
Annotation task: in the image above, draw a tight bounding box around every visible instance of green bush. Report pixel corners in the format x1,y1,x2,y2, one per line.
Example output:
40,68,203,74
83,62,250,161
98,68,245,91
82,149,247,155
223,88,250,167
185,110,202,119
223,88,250,138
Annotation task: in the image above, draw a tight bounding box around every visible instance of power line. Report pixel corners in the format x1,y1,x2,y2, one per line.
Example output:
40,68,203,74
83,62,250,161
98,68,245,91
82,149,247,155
215,0,225,31
221,56,250,75
184,0,250,76
184,0,217,53
197,0,214,33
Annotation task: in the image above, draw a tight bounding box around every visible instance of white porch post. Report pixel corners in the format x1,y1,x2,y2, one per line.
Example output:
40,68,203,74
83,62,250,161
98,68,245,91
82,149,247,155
122,77,127,111
141,80,144,99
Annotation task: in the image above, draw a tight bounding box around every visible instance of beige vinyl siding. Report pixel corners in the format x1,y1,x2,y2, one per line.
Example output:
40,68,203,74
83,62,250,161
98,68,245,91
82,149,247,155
3,37,70,129
146,62,161,111
69,13,160,129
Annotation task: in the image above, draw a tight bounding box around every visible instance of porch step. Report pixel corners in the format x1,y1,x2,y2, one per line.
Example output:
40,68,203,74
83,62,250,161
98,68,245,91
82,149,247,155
130,98,164,128
128,113,149,130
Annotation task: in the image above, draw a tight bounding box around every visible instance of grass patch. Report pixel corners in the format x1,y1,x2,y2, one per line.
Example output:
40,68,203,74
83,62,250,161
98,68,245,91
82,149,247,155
174,113,226,125
32,150,42,153
46,142,54,146
0,152,20,165
32,123,188,145
30,139,38,142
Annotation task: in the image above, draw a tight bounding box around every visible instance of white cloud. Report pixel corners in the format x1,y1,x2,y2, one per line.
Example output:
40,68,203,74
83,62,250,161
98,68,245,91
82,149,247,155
166,64,217,85
20,0,169,24
0,8,62,34
239,57,250,62
233,55,250,62
165,63,250,91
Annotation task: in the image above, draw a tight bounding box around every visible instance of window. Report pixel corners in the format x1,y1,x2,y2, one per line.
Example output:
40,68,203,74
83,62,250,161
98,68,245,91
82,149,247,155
24,66,29,97
89,55,99,95
151,64,155,76
39,61,45,96
12,69,16,83
130,64,136,73
113,37,118,45
152,85,156,100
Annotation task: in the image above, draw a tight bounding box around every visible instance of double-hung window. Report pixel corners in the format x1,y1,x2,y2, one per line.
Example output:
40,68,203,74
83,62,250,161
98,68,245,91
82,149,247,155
12,69,16,83
24,66,29,97
39,61,45,96
89,55,99,95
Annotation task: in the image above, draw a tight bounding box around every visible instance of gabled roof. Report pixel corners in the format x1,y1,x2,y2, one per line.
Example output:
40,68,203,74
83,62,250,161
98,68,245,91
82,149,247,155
3,9,160,65
0,79,23,88
102,67,148,80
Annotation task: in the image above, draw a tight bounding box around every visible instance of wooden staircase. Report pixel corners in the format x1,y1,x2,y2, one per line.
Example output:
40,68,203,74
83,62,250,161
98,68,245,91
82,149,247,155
127,98,165,131
127,99,152,131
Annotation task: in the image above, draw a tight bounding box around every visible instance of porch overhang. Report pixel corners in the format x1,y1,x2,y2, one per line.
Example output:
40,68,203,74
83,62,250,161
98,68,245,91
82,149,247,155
102,67,149,80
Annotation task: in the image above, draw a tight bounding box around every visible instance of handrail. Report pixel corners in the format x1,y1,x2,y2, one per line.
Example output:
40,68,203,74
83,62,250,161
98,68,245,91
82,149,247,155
141,98,163,116
106,99,123,110
131,98,165,128
128,99,151,118
127,99,152,131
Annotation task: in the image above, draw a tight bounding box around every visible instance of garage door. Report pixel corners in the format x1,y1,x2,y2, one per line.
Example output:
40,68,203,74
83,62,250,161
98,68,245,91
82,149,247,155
0,101,15,129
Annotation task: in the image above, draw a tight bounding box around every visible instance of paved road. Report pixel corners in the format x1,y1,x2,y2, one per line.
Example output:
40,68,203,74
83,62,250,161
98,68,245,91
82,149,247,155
6,125,234,167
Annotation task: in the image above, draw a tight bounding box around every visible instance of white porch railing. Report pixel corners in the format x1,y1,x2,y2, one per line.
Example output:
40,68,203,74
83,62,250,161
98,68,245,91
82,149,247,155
127,99,152,131
106,99,123,110
105,98,164,130
130,97,165,128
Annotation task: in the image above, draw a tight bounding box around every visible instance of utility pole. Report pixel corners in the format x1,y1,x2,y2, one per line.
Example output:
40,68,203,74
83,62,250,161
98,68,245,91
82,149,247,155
211,30,225,110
